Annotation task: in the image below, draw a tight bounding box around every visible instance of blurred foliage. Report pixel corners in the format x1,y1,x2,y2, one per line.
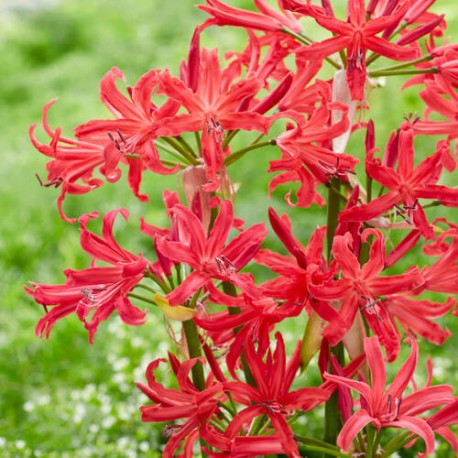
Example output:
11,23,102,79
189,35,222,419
0,0,457,457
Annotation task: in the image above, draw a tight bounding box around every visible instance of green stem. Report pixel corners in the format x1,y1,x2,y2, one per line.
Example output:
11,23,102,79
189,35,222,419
222,129,239,150
155,140,192,163
224,140,275,166
144,270,170,293
182,318,205,391
326,178,341,262
366,424,375,457
422,200,441,209
282,28,342,69
368,68,437,78
367,175,373,204
176,135,197,157
162,137,200,165
381,431,413,457
298,445,353,458
372,430,381,457
127,292,155,305
323,342,344,447
369,54,433,74
134,283,157,294
295,434,345,451
194,132,202,154
325,182,348,205
323,178,345,450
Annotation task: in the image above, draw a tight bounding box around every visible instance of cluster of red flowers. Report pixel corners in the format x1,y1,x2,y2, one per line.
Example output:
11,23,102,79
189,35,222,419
27,0,458,456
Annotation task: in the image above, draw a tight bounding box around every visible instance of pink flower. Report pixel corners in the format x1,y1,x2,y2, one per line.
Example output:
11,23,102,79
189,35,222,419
25,209,147,342
324,336,454,454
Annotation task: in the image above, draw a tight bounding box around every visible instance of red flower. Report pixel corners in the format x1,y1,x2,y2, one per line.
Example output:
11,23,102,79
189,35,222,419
199,0,302,33
423,228,458,295
324,336,454,454
75,67,181,199
30,100,112,222
156,200,267,305
298,0,419,99
309,229,422,360
271,102,358,207
25,209,147,342
196,287,302,376
136,354,226,458
423,399,458,457
339,126,458,239
158,47,270,191
384,294,453,345
223,332,330,458
255,207,328,308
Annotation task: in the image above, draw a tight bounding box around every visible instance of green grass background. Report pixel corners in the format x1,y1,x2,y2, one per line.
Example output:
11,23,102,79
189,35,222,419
0,1,457,457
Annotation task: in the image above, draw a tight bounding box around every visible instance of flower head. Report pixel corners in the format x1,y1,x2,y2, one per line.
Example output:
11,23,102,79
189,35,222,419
324,336,454,454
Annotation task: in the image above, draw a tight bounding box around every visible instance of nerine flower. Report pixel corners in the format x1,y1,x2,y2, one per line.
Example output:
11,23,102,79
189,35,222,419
309,229,423,361
158,47,270,191
271,101,357,207
324,336,455,454
339,126,458,239
29,100,111,222
223,332,330,458
136,354,226,458
199,0,303,33
25,209,147,343
156,200,267,305
75,67,181,200
297,0,420,99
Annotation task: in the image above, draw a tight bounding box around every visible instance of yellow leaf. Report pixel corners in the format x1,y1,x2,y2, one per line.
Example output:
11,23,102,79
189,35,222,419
153,293,196,322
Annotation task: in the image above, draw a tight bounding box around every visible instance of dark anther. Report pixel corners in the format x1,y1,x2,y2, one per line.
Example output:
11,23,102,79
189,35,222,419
206,117,224,143
35,173,63,188
319,156,355,180
361,295,383,322
403,199,418,211
162,424,182,438
80,287,106,306
215,255,236,275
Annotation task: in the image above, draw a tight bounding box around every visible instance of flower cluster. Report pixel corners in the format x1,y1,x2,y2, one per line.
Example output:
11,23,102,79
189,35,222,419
27,0,458,456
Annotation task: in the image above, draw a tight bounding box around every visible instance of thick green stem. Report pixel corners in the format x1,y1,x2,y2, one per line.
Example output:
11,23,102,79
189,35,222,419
323,179,345,449
182,318,205,391
326,178,341,262
323,342,344,447
367,175,373,204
